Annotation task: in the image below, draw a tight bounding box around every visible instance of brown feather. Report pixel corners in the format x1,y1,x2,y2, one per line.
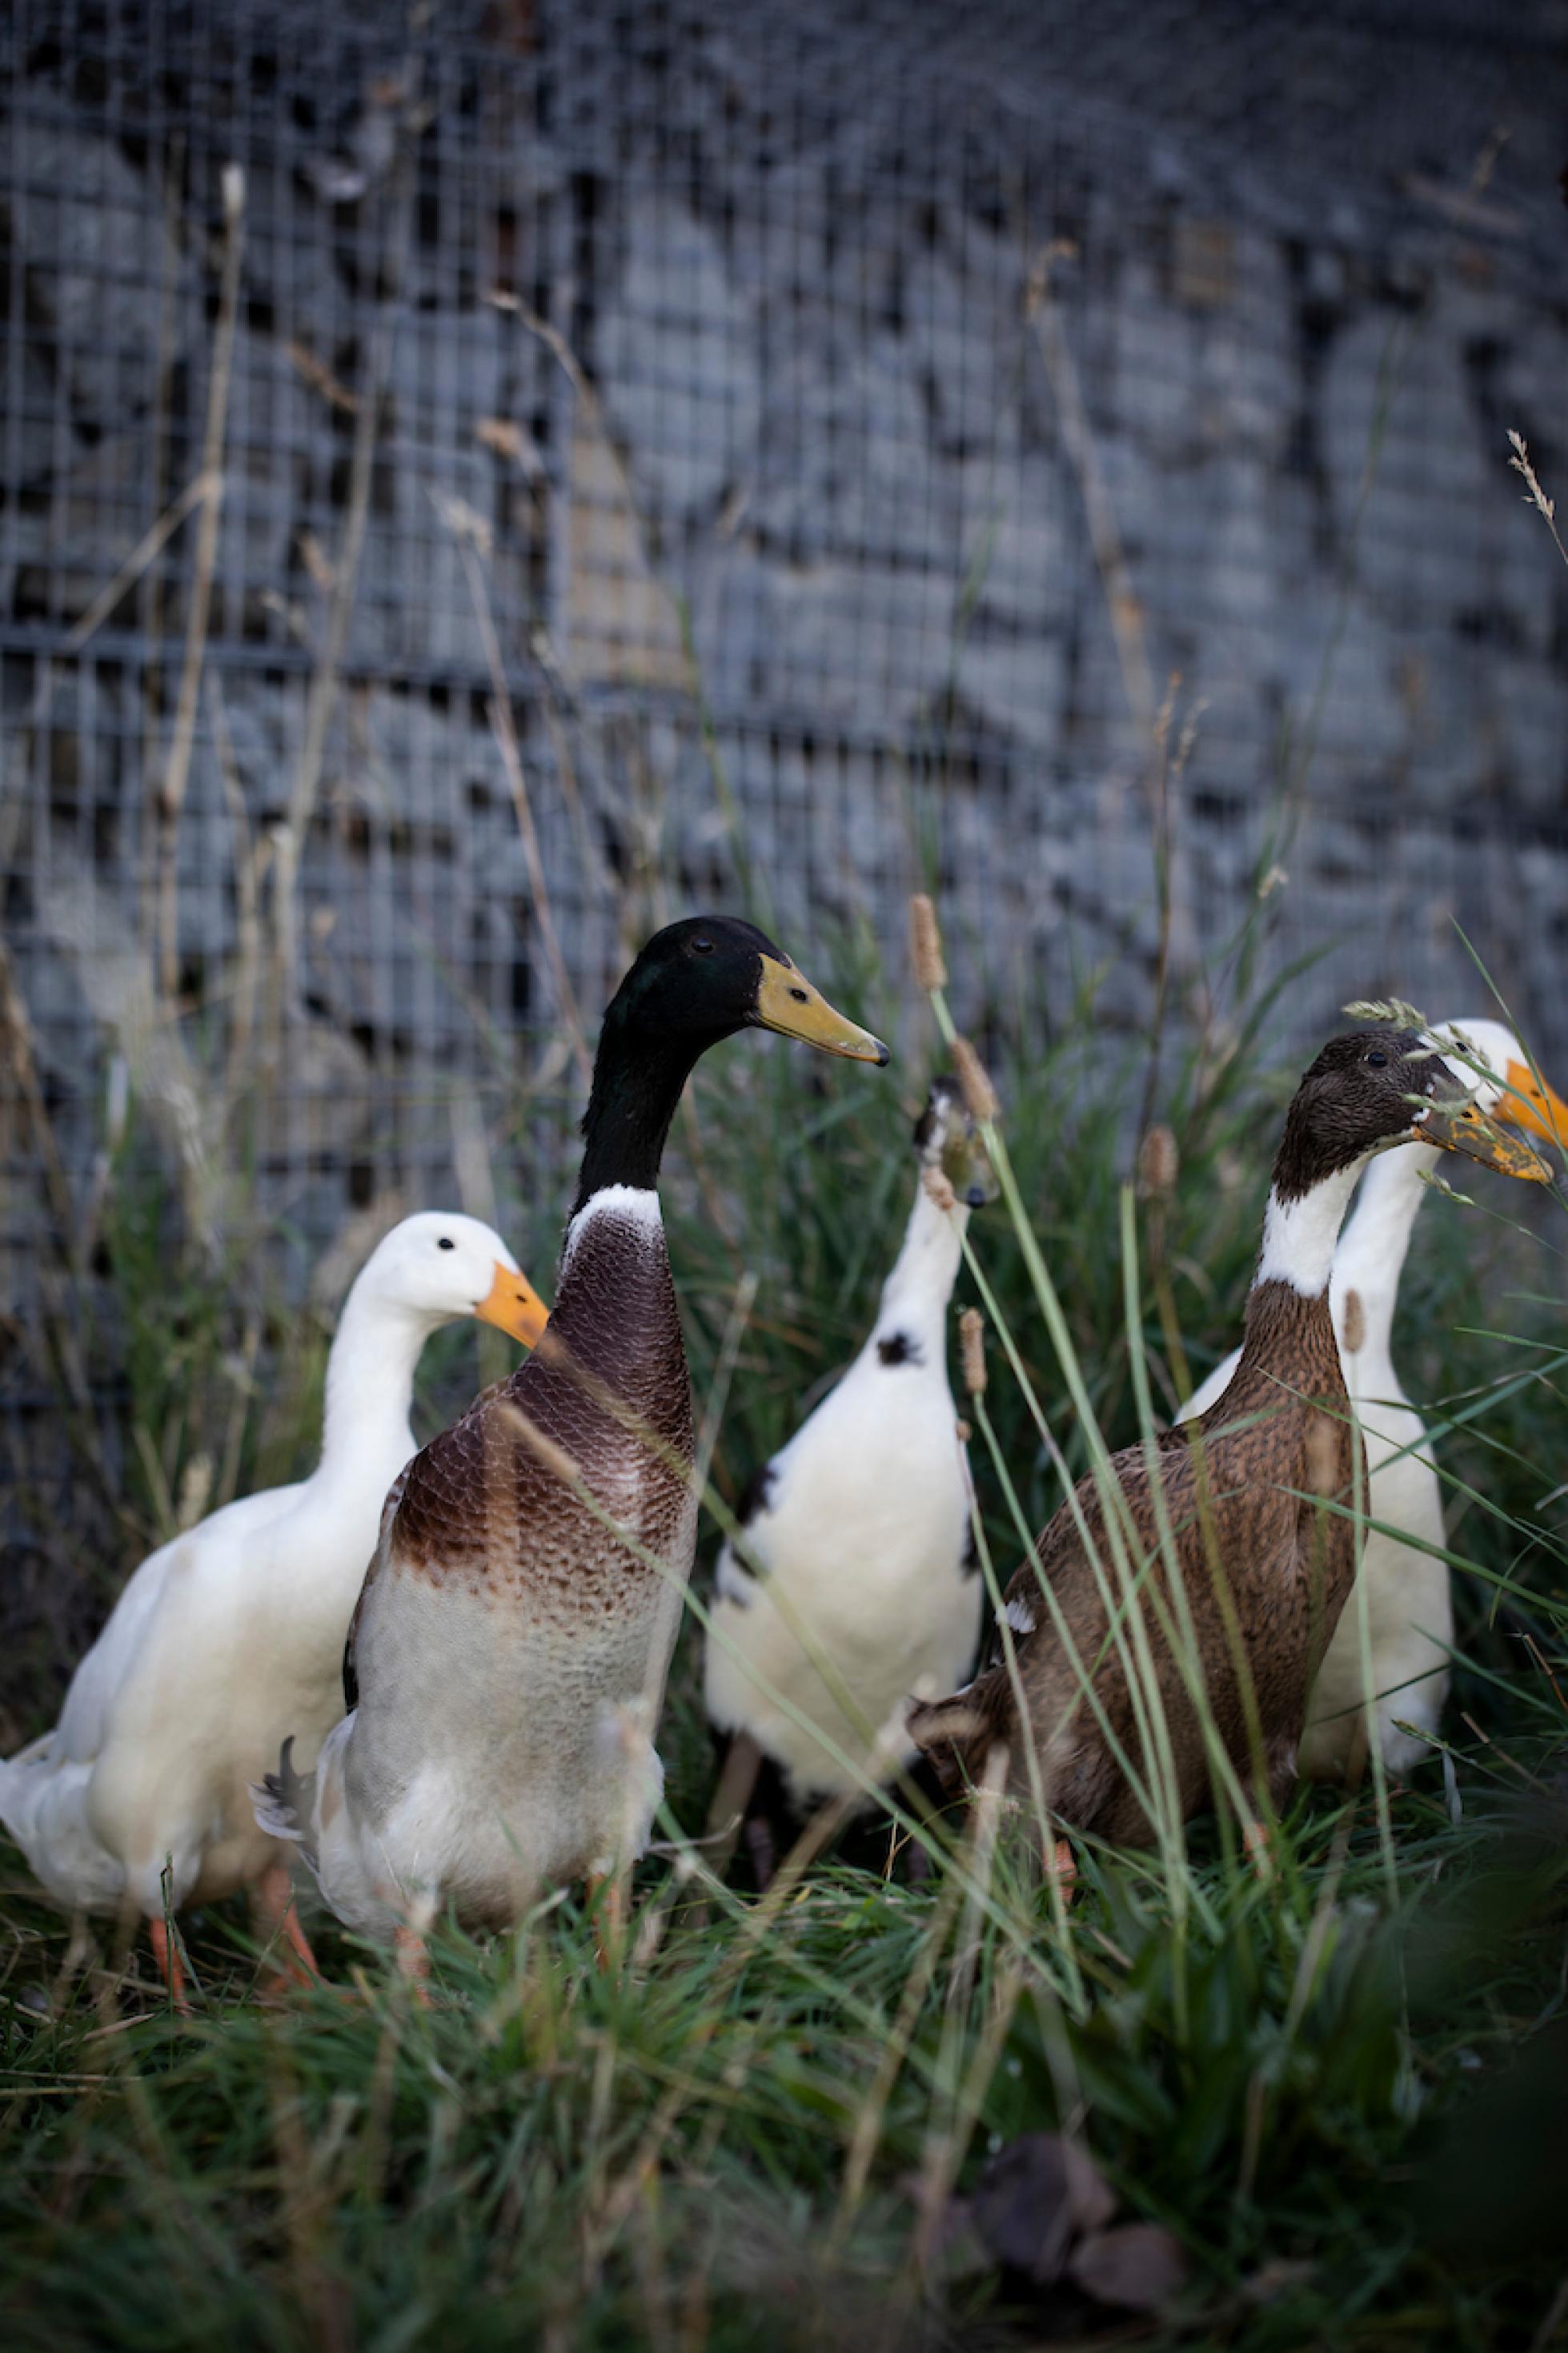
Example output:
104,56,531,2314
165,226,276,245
908,1281,1358,1841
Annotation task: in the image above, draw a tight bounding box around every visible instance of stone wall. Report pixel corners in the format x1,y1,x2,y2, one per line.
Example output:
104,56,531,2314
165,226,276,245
3,0,1566,1275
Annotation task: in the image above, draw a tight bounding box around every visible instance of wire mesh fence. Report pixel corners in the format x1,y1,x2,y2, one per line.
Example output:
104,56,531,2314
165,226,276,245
3,0,1567,1602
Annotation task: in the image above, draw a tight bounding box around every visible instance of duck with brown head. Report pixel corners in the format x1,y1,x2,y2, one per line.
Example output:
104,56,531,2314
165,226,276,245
1180,1017,1568,1779
908,1025,1550,1853
254,918,887,1947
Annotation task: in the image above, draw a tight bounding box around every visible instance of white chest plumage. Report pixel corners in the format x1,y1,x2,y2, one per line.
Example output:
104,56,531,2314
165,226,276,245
704,1180,983,1803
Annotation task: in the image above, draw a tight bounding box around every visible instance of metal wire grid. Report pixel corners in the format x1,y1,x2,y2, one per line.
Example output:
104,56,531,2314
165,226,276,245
1,0,1566,1289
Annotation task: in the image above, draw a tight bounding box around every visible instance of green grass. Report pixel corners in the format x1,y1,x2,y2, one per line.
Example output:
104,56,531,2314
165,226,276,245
3,940,1568,2352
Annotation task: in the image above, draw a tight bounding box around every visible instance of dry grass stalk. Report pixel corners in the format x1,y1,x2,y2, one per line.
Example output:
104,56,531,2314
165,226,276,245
154,163,245,1001
1025,239,1157,745
447,515,594,1087
908,892,946,990
271,147,415,1046
207,671,265,1107
63,473,215,660
0,466,217,893
495,1397,583,1493
287,337,360,414
1507,429,1568,571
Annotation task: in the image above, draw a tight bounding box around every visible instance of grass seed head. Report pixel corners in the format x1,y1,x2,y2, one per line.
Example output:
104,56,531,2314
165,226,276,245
1306,1411,1341,1499
960,1305,987,1396
952,1035,999,1122
1341,1287,1366,1355
908,893,947,991
1138,1123,1178,1200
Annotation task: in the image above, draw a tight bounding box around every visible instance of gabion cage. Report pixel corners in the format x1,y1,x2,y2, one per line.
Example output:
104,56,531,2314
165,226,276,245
2,0,1566,1307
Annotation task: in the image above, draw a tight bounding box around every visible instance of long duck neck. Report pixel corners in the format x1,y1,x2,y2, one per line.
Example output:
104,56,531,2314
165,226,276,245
551,1000,704,1384
1237,1143,1369,1394
316,1281,426,1484
571,1006,708,1215
870,1177,968,1361
1329,1141,1429,1335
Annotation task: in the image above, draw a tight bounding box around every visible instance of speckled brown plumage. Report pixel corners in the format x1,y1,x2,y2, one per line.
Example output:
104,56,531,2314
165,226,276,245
358,1204,694,1640
909,1280,1357,1843
908,1022,1519,1849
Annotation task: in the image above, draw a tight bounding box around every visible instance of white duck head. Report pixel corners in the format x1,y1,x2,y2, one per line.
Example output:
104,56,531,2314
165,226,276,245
346,1211,549,1343
1428,1018,1568,1151
314,1212,548,1479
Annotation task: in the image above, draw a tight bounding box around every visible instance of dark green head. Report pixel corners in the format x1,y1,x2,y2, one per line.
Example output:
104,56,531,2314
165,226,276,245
575,917,888,1210
602,917,888,1062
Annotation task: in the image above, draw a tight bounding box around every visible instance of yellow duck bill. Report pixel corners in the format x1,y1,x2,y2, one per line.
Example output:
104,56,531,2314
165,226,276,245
475,1262,551,1347
1415,1102,1553,1183
753,954,890,1064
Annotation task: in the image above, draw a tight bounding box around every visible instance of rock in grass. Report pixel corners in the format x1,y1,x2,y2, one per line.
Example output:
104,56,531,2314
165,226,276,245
1069,2220,1189,2311
967,2131,1115,2283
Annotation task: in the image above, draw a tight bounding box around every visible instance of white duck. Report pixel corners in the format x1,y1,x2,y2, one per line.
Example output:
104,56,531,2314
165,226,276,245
704,1075,993,1851
1178,1018,1565,1778
0,1212,547,2001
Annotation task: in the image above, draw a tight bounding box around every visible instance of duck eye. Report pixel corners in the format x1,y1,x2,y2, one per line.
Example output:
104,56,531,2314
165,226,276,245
437,1237,455,1250
691,936,714,954
1365,1050,1387,1068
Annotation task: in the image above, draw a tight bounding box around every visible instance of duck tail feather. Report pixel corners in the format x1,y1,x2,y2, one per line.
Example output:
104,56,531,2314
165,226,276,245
250,1735,319,1871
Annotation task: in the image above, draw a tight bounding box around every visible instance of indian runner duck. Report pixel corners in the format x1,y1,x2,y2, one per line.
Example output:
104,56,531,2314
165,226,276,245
253,918,888,1954
704,1074,994,1875
1178,1018,1567,1779
908,1026,1550,1851
0,1212,547,2002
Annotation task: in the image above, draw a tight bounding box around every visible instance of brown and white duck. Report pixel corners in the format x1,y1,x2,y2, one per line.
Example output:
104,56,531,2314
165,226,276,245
254,918,888,1943
1179,1018,1568,1780
908,1026,1550,1849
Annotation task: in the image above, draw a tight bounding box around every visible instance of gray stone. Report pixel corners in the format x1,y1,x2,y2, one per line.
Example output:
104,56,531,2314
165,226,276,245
598,198,763,521
4,117,197,430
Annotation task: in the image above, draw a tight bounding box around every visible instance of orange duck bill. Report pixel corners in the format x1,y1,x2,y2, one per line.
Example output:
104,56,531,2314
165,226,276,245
1501,1058,1568,1153
474,1263,551,1347
1415,1099,1554,1183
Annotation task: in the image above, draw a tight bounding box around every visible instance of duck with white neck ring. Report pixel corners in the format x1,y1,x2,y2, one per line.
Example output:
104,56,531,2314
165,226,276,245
1179,1017,1568,1780
704,1074,997,1874
0,1212,547,2004
908,1026,1550,1852
254,918,888,1951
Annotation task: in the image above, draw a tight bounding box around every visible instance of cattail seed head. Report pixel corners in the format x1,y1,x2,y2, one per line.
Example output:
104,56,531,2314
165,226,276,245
952,1035,999,1123
1341,1287,1365,1356
1138,1122,1179,1200
1305,1411,1341,1500
908,893,947,991
959,1306,987,1397
922,1164,957,1214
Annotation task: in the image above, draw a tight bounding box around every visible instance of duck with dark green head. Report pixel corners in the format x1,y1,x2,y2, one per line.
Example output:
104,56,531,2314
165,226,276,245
255,919,887,1952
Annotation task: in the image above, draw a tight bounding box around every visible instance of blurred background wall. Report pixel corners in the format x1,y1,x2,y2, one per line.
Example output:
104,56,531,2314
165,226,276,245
2,0,1566,1252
